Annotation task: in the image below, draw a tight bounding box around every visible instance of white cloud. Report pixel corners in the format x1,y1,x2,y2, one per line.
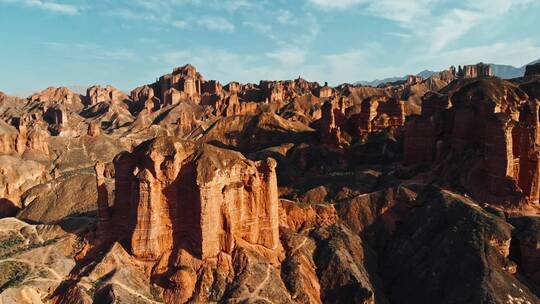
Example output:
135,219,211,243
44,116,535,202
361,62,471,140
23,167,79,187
308,0,536,53
153,42,395,86
427,9,480,52
242,21,272,34
196,17,235,32
1,0,79,15
275,9,295,25
414,39,540,69
366,0,433,24
308,0,366,10
172,20,187,29
157,51,191,66
266,47,307,67
42,42,137,61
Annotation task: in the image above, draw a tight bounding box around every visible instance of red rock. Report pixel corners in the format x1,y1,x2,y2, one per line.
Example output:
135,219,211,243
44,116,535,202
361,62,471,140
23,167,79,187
157,64,203,104
87,121,101,137
484,114,517,196
86,85,128,106
317,83,333,98
457,62,494,78
279,199,338,232
403,116,437,164
94,162,111,241
202,80,223,95
320,100,348,147
109,137,281,260
517,99,540,204
357,97,380,133
0,119,18,155
421,91,451,117
224,82,240,94
29,86,79,105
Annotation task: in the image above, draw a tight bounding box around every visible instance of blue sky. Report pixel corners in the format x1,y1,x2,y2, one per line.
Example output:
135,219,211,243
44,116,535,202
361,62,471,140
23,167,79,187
1,0,539,95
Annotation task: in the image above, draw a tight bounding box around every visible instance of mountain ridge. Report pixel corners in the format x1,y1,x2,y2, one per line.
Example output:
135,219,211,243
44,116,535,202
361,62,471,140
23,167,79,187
358,59,540,86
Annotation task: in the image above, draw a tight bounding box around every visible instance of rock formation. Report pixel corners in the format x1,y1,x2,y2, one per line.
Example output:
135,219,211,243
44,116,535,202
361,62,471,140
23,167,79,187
404,77,539,209
457,62,494,78
86,85,128,106
1,63,539,304
113,137,281,261
320,100,347,147
155,64,203,104
525,62,540,77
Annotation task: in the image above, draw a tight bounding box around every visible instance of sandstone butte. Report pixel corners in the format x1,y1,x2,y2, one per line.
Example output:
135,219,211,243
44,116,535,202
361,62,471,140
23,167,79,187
0,63,539,304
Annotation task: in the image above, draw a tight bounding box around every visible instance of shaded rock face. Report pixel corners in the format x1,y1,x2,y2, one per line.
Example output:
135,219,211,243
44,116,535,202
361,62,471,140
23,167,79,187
380,187,538,304
458,62,494,78
404,77,539,209
508,216,540,285
525,63,540,77
318,96,405,148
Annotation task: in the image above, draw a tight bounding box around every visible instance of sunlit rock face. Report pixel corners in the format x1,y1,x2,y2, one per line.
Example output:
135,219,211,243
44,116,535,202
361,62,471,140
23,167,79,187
86,85,128,106
107,136,281,261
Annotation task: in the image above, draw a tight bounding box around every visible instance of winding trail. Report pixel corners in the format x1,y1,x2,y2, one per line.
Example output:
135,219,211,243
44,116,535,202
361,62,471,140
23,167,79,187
289,237,308,256
231,265,276,304
109,281,163,304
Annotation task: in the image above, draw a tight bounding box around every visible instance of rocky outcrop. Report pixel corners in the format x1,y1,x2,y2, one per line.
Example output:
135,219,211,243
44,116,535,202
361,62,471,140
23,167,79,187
86,85,128,106
457,62,494,78
320,100,347,147
96,136,282,302
86,85,127,105
508,216,540,285
0,119,18,155
316,83,333,98
115,137,281,261
1,63,540,304
404,78,538,208
525,63,540,77
15,118,50,156
0,156,48,216
155,64,203,104
380,187,538,304
420,91,451,117
17,169,99,224
517,99,540,204
29,86,81,105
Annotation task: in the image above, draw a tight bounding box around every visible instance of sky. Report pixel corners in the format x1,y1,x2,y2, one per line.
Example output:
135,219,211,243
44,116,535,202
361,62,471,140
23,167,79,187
0,0,539,95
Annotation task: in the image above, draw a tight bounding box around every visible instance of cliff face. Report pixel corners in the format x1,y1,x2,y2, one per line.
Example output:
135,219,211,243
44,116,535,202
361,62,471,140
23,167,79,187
404,77,539,209
90,136,282,302
525,63,540,77
111,137,280,261
319,95,405,147
457,63,494,78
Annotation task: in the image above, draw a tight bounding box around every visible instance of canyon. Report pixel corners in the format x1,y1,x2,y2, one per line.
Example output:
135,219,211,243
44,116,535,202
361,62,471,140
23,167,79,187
0,63,539,304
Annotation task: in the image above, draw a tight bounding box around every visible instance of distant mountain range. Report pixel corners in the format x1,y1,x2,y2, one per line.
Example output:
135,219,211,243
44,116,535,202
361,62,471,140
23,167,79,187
358,59,540,87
